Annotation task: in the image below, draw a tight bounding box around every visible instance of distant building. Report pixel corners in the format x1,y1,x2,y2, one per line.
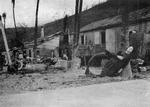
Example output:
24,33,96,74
24,26,62,58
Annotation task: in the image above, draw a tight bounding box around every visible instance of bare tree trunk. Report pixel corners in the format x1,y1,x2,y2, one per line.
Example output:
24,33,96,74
122,8,129,48
73,0,79,46
77,0,83,46
73,0,83,54
71,0,83,70
12,5,18,40
34,0,40,58
71,0,79,70
121,5,133,78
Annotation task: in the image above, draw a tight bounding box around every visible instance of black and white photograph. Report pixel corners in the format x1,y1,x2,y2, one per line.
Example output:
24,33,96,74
0,0,150,107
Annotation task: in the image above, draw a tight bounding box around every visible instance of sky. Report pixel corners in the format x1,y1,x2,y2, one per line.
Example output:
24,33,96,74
0,0,106,28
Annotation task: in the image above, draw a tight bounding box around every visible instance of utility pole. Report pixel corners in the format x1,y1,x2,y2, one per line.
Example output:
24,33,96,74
0,15,12,65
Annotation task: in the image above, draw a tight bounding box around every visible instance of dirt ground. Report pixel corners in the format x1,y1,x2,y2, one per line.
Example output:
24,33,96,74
0,66,150,96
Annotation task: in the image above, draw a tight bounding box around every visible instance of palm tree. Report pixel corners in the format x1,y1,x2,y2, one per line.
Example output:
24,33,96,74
34,0,40,57
11,0,18,39
2,12,6,30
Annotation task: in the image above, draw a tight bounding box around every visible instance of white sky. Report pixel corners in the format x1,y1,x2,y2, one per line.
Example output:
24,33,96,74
0,0,106,28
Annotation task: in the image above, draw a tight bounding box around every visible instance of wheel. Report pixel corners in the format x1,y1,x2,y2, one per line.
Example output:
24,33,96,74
85,52,106,74
17,60,23,70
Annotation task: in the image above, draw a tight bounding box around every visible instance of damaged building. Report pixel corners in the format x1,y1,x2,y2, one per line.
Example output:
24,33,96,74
24,26,62,58
77,7,150,66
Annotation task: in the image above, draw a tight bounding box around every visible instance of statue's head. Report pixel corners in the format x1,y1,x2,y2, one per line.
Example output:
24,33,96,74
125,46,133,54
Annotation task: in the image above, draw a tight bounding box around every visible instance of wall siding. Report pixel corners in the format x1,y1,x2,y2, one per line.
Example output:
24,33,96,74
106,28,116,52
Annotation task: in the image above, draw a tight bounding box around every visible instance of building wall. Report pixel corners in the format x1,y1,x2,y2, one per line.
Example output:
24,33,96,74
79,21,150,56
78,30,106,56
39,46,51,57
37,36,60,57
106,28,116,52
115,27,122,53
106,21,150,54
129,22,150,33
94,31,102,44
25,36,60,58
80,32,94,45
25,48,34,58
80,30,105,45
128,21,150,57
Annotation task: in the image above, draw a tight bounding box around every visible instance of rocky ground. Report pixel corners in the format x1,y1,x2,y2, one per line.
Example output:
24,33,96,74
0,66,150,96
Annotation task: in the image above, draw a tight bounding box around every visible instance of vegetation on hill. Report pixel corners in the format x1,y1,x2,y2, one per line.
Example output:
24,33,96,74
40,0,150,36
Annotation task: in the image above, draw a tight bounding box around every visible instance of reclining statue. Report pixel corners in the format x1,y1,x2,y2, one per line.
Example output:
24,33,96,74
85,46,134,77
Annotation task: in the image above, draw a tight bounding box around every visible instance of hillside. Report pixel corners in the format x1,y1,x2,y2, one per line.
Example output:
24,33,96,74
44,0,150,35
0,0,150,51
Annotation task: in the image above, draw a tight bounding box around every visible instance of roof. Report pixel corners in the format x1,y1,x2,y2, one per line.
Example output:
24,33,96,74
24,31,62,48
37,36,60,50
81,7,150,32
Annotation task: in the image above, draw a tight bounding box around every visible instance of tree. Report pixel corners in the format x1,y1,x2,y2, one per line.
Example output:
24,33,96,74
11,0,18,39
73,0,83,46
33,0,40,57
11,0,24,48
77,0,83,46
2,12,6,30
71,0,83,70
73,0,79,46
63,15,68,33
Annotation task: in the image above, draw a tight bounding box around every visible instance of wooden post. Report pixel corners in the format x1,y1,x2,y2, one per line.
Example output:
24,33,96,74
0,16,12,65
